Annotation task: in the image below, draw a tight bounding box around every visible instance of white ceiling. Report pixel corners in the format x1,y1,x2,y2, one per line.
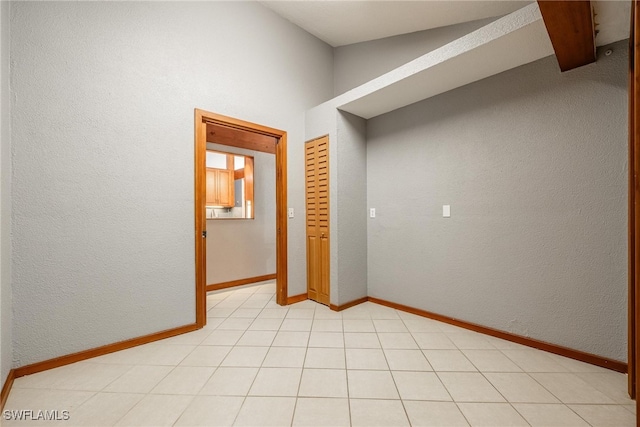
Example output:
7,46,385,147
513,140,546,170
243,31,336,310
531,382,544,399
262,0,630,48
261,1,533,47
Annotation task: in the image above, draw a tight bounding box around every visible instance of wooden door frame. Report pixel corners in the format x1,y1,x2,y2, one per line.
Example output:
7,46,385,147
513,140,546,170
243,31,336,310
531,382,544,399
631,0,639,410
194,109,288,327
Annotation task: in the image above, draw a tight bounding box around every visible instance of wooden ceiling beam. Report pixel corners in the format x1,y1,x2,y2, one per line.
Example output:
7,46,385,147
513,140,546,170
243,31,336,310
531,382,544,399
206,123,277,154
538,0,596,72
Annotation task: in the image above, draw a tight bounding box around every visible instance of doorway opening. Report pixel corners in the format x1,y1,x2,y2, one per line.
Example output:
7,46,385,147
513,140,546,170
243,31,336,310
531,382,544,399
194,109,288,327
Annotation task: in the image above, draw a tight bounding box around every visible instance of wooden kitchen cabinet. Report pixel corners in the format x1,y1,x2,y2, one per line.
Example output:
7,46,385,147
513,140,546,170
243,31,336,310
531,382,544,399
206,168,234,207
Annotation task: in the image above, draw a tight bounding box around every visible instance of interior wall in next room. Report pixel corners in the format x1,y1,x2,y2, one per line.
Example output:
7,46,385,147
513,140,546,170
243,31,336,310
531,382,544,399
206,143,276,285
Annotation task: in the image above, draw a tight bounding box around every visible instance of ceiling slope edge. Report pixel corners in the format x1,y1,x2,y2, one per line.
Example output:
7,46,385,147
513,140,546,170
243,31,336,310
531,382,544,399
326,3,554,120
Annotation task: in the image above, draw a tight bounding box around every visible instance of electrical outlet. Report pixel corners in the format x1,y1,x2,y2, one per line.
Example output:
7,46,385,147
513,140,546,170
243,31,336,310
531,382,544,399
370,208,376,218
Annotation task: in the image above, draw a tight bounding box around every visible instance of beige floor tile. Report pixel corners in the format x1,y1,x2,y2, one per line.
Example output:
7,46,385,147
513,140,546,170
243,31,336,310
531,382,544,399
462,350,522,372
289,299,320,310
314,307,343,319
308,332,344,348
272,331,310,347
219,346,268,367
233,396,296,426
403,401,469,426
103,365,173,393
513,403,590,426
229,308,261,318
423,350,477,372
501,349,567,372
249,367,302,397
280,319,313,331
238,300,268,309
114,394,194,426
262,346,307,368
377,332,418,349
207,308,235,318
304,347,346,369
484,372,559,403
248,318,283,331
344,332,380,348
217,318,253,331
485,337,529,350
368,307,401,320
341,306,372,320
412,333,457,350
13,362,131,391
624,403,636,414
373,319,408,332
384,349,432,371
550,354,612,373
200,330,243,346
403,318,442,333
347,370,399,399
3,388,95,414
349,399,409,426
346,348,388,370
457,402,528,426
292,397,350,427
157,328,213,346
447,333,496,350
576,372,635,404
65,392,144,426
257,308,289,319
343,319,375,332
150,366,215,395
236,330,276,347
286,308,315,319
179,346,231,367
392,371,451,401
312,319,343,332
199,367,258,396
438,372,505,402
530,373,615,404
569,404,636,427
298,369,348,398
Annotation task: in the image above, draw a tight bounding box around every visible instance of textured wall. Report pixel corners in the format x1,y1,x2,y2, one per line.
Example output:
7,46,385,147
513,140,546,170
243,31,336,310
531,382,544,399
10,1,333,367
335,111,368,305
0,0,12,388
333,18,494,96
206,143,276,284
367,41,628,361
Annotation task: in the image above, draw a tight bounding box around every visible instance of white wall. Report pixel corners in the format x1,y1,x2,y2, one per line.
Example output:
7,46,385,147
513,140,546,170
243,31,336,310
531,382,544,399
10,1,333,367
206,143,276,284
1,0,12,388
367,41,628,361
333,18,494,96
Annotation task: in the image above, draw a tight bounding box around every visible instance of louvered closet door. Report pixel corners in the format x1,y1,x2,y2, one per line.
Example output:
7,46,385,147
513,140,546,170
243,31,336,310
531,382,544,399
305,136,330,306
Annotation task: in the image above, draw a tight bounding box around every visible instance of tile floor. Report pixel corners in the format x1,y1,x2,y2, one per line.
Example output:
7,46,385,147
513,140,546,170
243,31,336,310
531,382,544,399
4,281,636,426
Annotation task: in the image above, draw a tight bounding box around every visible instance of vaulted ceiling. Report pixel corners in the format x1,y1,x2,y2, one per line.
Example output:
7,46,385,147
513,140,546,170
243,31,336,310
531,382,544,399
261,0,630,49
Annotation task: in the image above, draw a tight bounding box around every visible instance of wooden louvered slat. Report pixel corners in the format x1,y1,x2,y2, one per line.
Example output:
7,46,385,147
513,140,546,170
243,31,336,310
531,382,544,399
305,136,330,306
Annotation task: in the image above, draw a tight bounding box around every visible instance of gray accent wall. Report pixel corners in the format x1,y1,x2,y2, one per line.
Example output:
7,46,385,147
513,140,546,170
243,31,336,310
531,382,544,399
367,41,628,361
206,143,276,284
333,18,495,97
1,0,12,388
10,1,333,367
336,112,368,305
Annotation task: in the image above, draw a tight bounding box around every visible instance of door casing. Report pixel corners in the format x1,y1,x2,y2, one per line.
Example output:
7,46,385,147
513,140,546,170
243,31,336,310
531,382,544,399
194,109,288,327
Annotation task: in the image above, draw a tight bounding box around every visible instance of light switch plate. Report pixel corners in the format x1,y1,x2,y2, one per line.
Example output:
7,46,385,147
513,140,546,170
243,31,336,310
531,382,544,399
288,208,294,218
443,205,451,218
370,208,376,218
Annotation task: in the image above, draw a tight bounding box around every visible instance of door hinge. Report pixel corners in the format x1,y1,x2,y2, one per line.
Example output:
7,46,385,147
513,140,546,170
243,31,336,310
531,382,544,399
202,230,207,238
